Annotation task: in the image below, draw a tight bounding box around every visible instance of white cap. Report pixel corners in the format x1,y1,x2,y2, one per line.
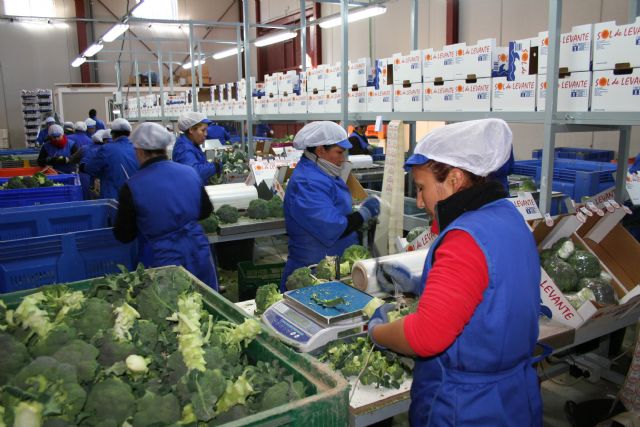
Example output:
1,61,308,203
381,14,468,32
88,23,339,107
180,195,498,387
404,118,512,177
74,121,87,131
293,121,352,150
131,122,175,150
92,129,106,143
177,111,212,132
63,121,74,130
45,116,55,124
85,118,97,128
111,118,132,132
48,124,64,137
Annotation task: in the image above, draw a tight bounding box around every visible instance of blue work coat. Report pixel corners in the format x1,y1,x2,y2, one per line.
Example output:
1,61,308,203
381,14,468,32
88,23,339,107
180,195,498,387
630,153,640,174
68,131,92,149
206,124,230,143
93,117,106,130
84,136,139,200
411,199,542,427
280,156,358,291
349,132,369,150
36,127,50,145
255,123,272,138
68,132,94,198
41,140,75,174
172,134,218,185
127,159,218,290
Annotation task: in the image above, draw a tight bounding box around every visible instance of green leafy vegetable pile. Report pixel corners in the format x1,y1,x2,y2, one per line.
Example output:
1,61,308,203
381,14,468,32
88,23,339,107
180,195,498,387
0,265,308,426
1,173,61,190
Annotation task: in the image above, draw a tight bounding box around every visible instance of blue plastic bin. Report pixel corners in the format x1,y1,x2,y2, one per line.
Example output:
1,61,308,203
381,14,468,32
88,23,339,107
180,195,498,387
531,147,615,163
513,159,616,201
0,174,82,208
372,154,386,161
0,228,138,293
0,149,39,156
0,174,78,186
0,199,118,241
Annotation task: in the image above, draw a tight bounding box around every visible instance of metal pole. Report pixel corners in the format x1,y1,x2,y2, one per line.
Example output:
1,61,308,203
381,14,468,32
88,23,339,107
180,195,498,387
615,126,631,203
242,0,254,156
630,0,639,21
188,22,198,112
300,0,307,70
197,42,203,89
539,0,562,214
115,62,121,93
407,0,419,197
236,25,244,147
340,0,349,129
134,59,141,117
158,50,166,125
147,65,152,95
169,52,174,94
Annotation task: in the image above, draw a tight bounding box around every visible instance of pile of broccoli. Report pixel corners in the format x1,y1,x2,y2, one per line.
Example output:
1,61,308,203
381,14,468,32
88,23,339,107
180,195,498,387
285,267,322,291
0,265,308,426
199,214,219,234
254,283,283,315
1,173,60,190
247,197,284,220
341,245,370,270
216,204,240,224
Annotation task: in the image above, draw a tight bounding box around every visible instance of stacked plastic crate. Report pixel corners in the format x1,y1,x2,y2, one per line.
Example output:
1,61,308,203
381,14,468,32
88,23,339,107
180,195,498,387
21,89,53,147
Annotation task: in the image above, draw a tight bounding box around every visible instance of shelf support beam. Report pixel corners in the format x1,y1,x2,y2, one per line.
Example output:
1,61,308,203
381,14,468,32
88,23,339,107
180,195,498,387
300,0,308,71
242,0,254,156
340,0,349,130
615,126,631,203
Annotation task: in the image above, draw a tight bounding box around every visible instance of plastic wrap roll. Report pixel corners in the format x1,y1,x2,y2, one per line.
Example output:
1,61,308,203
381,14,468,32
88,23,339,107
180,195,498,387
206,184,258,210
349,155,374,169
351,249,429,294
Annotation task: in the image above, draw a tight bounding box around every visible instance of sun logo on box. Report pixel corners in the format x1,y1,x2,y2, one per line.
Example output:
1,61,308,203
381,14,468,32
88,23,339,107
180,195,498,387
600,29,610,39
544,37,549,46
425,88,432,94
496,82,504,91
457,85,463,92
255,165,263,170
369,91,374,96
396,90,401,95
425,53,432,61
542,82,547,89
596,77,609,87
395,59,401,64
499,53,507,62
522,51,529,62
457,49,463,56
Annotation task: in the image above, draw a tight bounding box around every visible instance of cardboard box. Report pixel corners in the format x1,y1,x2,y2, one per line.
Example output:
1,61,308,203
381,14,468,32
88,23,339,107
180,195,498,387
0,140,9,149
266,94,279,114
492,46,510,78
217,101,233,116
590,68,640,112
424,44,463,81
537,71,591,112
422,49,436,82
373,58,393,87
232,99,246,115
535,24,593,74
236,77,256,100
253,97,268,114
264,73,280,95
366,87,393,112
217,84,227,101
461,38,497,79
277,70,300,95
592,17,640,71
348,58,371,88
392,50,423,84
393,82,423,112
324,90,342,113
347,88,367,113
424,78,491,112
306,65,327,92
277,93,307,114
324,63,343,91
307,91,326,113
491,75,537,111
509,38,535,80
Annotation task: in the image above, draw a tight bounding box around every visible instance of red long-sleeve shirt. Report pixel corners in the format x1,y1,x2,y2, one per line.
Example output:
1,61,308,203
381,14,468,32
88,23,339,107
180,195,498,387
403,229,489,357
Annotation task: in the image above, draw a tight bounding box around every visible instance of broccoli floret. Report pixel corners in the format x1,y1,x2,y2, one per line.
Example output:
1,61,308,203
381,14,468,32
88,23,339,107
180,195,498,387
0,333,31,386
578,277,618,306
406,226,427,243
12,356,78,388
259,382,289,411
32,173,48,186
132,391,181,427
216,205,240,224
285,267,322,291
342,245,370,268
131,319,158,354
51,339,99,383
247,199,270,220
539,249,557,265
84,378,135,426
21,176,38,188
199,214,219,233
519,178,537,192
567,250,601,278
255,284,282,315
95,332,137,367
266,196,284,217
315,256,351,281
71,297,114,340
5,177,26,189
545,258,579,292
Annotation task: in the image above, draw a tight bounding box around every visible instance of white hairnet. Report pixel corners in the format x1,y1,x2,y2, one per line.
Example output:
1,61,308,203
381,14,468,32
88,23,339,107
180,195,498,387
131,122,175,150
293,121,352,150
111,118,132,132
404,118,512,177
63,121,74,130
45,116,55,124
92,129,106,143
85,118,97,127
74,121,87,131
177,111,211,132
48,124,63,137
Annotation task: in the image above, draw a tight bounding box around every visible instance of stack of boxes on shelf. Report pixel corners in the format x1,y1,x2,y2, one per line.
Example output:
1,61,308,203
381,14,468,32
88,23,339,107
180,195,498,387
366,58,393,112
392,51,423,112
306,65,327,113
347,58,369,113
277,71,304,114
21,89,52,147
0,129,8,149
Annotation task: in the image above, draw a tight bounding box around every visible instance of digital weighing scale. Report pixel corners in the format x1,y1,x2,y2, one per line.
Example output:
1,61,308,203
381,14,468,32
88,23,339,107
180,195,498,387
262,281,374,353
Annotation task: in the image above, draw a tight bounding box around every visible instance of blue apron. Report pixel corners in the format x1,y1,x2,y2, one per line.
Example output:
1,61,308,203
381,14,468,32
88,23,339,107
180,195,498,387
43,141,74,174
411,199,542,427
280,156,358,291
84,137,139,200
349,132,369,150
69,132,94,199
172,134,218,185
127,159,218,290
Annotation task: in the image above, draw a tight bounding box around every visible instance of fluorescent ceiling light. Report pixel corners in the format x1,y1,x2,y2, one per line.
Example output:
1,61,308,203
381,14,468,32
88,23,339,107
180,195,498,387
182,59,205,69
254,31,297,47
319,6,387,29
83,43,104,57
213,47,242,60
103,23,129,42
71,57,86,67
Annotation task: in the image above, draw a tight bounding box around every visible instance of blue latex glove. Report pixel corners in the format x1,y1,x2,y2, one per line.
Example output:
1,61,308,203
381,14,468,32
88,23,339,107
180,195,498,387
359,197,381,222
376,262,421,294
367,303,395,349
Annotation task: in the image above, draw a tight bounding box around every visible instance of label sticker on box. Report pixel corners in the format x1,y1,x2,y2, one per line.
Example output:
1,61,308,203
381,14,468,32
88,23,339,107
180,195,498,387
508,192,543,220
626,172,640,206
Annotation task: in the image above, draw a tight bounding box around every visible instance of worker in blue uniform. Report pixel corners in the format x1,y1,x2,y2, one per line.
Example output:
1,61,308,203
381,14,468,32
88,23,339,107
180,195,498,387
368,119,542,426
255,122,274,138
113,122,218,290
630,152,640,174
173,111,221,185
36,116,56,145
280,121,381,291
68,121,94,199
37,124,78,174
205,120,231,144
83,118,138,200
489,147,515,193
68,121,93,149
85,118,97,136
63,122,75,135
347,121,371,156
88,108,106,130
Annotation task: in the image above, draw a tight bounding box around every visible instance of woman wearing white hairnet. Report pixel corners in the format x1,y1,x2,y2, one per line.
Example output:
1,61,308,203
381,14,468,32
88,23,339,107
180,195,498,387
113,122,218,290
280,121,380,291
367,119,542,426
37,124,79,174
172,111,221,185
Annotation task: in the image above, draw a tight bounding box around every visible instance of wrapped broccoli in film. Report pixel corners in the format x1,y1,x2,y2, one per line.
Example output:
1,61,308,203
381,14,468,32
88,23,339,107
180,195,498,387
567,250,601,278
578,277,618,306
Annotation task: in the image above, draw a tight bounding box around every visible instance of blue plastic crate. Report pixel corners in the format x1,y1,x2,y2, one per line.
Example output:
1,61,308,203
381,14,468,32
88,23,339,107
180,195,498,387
0,174,78,186
370,146,384,155
513,159,616,201
0,199,118,241
0,149,39,156
532,147,615,163
0,228,138,293
0,185,82,208
372,154,386,161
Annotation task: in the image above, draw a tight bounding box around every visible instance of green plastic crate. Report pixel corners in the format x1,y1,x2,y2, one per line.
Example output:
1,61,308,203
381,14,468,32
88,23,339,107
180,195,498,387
238,261,285,301
0,266,349,427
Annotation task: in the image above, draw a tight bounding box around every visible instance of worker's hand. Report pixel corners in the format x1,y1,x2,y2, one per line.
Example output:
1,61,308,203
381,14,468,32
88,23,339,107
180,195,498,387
376,263,421,295
358,197,381,222
367,303,395,349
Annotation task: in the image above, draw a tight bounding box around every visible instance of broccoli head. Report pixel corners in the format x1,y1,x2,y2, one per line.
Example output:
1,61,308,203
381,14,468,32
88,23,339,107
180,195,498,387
216,204,240,224
544,258,579,292
0,333,31,386
247,199,269,220
84,378,135,426
255,284,282,315
71,297,114,340
199,214,219,233
95,332,137,367
285,267,322,291
406,226,427,243
21,176,38,188
132,391,181,427
567,250,601,278
51,339,99,383
4,176,26,189
266,196,284,218
342,245,370,268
